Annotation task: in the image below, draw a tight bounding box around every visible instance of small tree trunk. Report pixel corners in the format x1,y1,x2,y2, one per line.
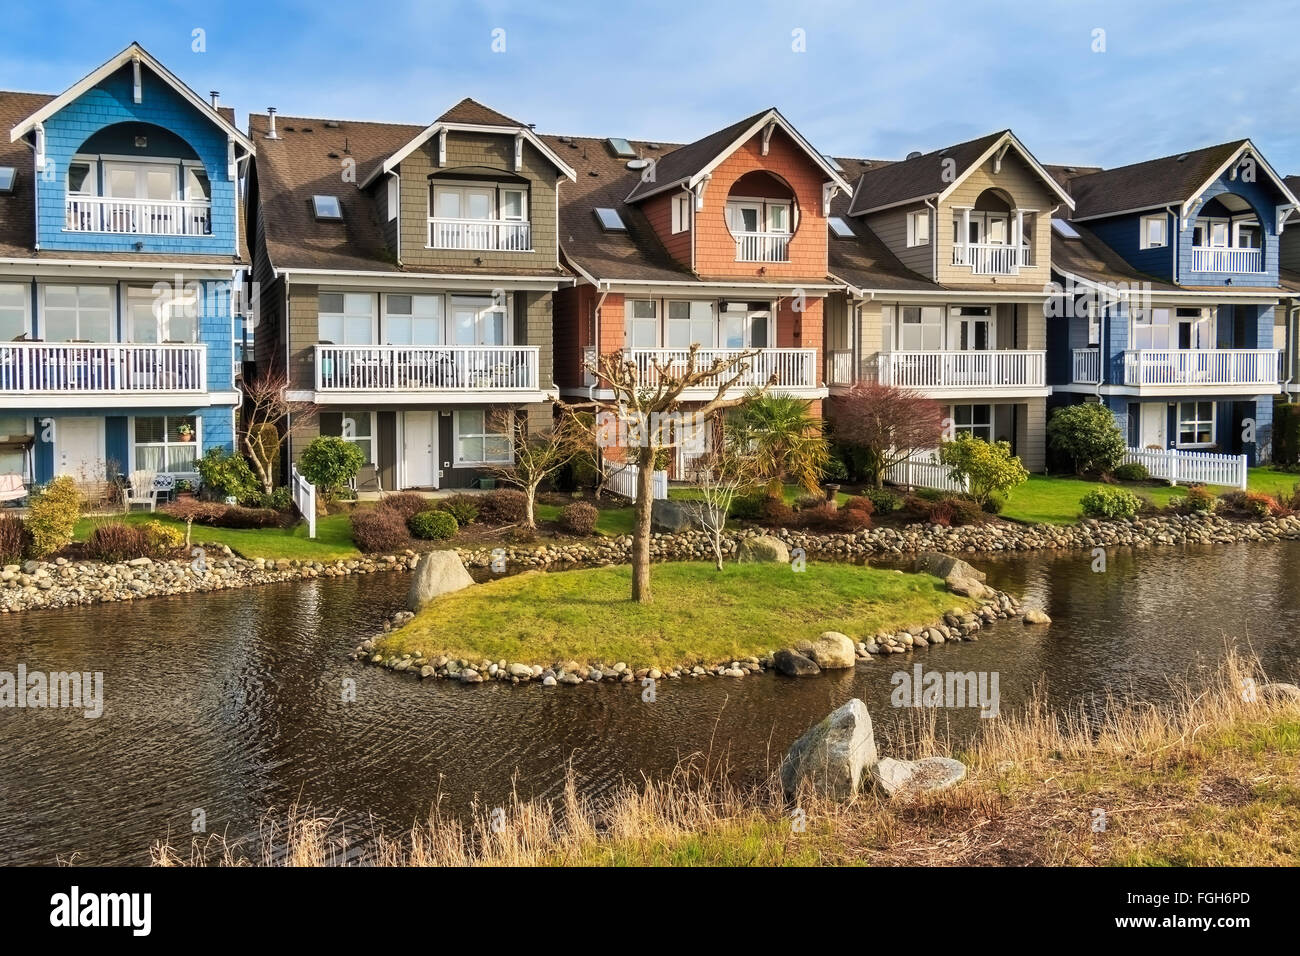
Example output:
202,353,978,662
631,447,656,604
524,482,538,529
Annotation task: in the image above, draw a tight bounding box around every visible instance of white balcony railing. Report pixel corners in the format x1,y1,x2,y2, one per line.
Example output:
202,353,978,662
1121,349,1280,388
315,344,539,392
828,349,855,386
65,196,212,236
1072,348,1101,383
624,348,817,390
1190,246,1262,274
0,342,207,393
879,350,1046,390
952,242,1029,275
427,218,531,251
734,231,791,263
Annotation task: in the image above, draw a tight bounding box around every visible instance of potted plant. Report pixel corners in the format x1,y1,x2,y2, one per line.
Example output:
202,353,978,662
175,479,195,500
177,423,194,442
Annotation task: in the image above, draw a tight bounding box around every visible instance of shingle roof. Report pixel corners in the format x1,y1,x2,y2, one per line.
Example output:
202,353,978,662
436,97,527,128
847,130,1008,215
825,177,937,293
1066,141,1246,221
622,109,771,204
1050,221,1180,292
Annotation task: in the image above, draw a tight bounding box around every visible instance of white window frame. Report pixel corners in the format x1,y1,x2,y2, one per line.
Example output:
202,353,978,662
908,210,929,246
317,291,377,345
671,193,691,234
41,284,116,343
665,299,716,348
1176,401,1216,449
951,404,994,442
382,292,445,345
386,177,399,222
453,409,514,467
725,198,793,235
898,305,943,351
130,414,201,475
449,293,510,346
1140,213,1167,249
339,410,376,464
626,298,659,349
125,285,199,344
0,281,31,340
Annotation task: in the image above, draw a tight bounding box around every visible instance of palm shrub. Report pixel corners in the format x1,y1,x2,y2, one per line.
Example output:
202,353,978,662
730,392,830,495
1047,403,1126,476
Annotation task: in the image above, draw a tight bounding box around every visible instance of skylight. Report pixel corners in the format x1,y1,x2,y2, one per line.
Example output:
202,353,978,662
0,167,14,193
1051,218,1080,239
594,207,626,231
828,216,854,238
312,195,342,220
606,138,635,158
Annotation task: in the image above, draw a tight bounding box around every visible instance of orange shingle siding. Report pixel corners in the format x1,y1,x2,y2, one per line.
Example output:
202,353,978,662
641,191,691,268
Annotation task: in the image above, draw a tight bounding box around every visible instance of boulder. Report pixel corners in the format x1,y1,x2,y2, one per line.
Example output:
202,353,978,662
804,631,855,669
773,648,821,677
871,756,967,799
1022,608,1052,625
914,552,986,584
1258,682,1300,703
407,550,475,611
947,577,988,599
651,499,706,533
738,535,790,564
780,699,877,800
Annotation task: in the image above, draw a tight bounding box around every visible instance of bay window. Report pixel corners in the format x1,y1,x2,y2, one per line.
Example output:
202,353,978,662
133,416,198,473
454,409,512,465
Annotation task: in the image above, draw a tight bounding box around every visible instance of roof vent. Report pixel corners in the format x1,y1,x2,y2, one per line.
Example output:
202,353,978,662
906,150,922,160
1177,154,1189,162
588,170,599,177
210,91,220,108
328,152,339,159
645,143,660,150
266,108,278,139
324,120,340,129
302,126,313,133
626,158,651,170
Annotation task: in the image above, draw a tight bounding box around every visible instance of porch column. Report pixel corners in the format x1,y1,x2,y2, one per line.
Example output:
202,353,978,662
1014,209,1024,265
961,207,971,263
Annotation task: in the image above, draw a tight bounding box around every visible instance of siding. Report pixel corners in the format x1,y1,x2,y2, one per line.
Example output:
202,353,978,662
642,190,691,267
864,203,933,277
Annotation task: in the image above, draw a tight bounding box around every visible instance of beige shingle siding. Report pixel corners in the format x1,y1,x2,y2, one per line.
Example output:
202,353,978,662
866,204,933,278
1017,398,1046,472
287,284,321,391
398,131,559,273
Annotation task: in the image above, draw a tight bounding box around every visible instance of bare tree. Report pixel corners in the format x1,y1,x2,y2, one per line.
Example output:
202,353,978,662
567,345,772,604
239,369,317,495
487,405,592,529
830,382,945,488
679,417,761,571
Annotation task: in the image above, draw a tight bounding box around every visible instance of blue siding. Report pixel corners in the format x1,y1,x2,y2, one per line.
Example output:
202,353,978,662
1177,176,1283,287
1087,211,1175,281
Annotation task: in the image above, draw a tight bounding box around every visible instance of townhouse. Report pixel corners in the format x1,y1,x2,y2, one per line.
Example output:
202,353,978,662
546,109,845,477
1047,141,1299,463
246,99,572,491
0,43,251,490
821,131,1074,471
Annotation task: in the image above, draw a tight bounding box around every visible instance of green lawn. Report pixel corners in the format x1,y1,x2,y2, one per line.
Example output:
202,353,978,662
378,560,974,668
73,511,361,561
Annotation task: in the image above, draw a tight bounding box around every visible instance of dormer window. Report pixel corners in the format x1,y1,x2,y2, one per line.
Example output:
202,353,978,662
313,195,343,220
1139,213,1167,249
428,182,531,250
0,167,15,194
906,209,929,246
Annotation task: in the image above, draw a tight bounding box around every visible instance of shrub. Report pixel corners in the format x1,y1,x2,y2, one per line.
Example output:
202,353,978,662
822,451,849,483
557,501,599,534
1184,485,1217,513
0,514,25,563
862,486,902,514
727,493,764,520
142,520,185,556
25,476,82,558
1275,404,1300,466
215,506,284,529
793,493,826,511
439,494,481,526
255,486,294,511
378,492,432,521
350,509,411,552
298,436,365,501
196,448,261,504
924,498,955,527
86,522,147,561
1047,403,1126,475
844,495,875,517
1226,491,1281,519
759,495,796,528
938,435,1028,506
478,489,528,525
983,493,1005,515
836,507,872,531
161,499,228,524
408,509,458,540
1112,462,1150,482
1080,486,1142,519
948,497,987,526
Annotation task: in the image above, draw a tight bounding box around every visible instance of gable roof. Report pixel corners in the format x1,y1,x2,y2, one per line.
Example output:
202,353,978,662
825,174,939,294
357,98,576,189
847,129,1074,216
8,42,254,156
623,107,851,204
1067,140,1300,222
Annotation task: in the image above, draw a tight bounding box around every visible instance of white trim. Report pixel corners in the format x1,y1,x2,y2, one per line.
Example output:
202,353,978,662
1174,399,1216,449
1053,269,1286,302
128,412,202,474
280,268,565,291
0,259,239,278
316,289,379,345
1181,141,1300,223
906,208,930,247
1139,213,1168,249
360,121,576,188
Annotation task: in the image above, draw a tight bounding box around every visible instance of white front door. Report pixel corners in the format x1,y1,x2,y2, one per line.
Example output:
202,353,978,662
55,417,104,479
403,411,436,489
1140,403,1167,449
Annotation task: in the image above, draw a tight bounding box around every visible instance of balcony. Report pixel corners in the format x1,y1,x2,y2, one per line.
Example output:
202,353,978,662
314,344,539,397
624,348,818,394
952,242,1030,276
65,196,212,236
1122,349,1281,389
0,342,206,395
427,218,531,251
1190,246,1262,274
827,349,855,386
734,232,790,263
879,350,1047,392
1073,348,1101,384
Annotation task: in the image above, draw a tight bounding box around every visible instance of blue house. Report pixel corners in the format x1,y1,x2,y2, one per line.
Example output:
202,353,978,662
1047,141,1300,466
0,43,254,493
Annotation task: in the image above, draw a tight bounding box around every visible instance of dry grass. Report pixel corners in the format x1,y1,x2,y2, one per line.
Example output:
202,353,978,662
152,651,1300,867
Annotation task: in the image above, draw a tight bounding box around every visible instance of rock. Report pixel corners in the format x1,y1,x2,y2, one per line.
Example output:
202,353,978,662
805,631,855,669
407,550,475,611
773,648,821,677
419,665,435,678
1022,608,1052,625
650,499,706,533
780,699,877,800
507,662,532,678
737,535,790,564
871,756,967,799
541,675,557,687
947,577,988,598
1258,682,1300,703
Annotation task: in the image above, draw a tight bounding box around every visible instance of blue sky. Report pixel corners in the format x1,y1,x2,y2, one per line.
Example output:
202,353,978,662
3,0,1300,173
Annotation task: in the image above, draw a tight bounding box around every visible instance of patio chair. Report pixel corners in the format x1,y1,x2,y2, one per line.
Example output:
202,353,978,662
153,473,176,504
124,470,159,513
0,472,26,505
350,463,384,497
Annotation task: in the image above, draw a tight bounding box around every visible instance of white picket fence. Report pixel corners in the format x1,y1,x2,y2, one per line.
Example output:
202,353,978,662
1122,447,1247,489
885,453,971,494
291,465,317,538
607,462,669,500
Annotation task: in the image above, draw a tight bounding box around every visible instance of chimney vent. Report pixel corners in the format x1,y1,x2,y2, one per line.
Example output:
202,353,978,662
266,108,279,139
210,91,220,108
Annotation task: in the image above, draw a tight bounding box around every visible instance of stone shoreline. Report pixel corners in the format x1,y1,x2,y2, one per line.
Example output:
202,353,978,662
3,511,1298,614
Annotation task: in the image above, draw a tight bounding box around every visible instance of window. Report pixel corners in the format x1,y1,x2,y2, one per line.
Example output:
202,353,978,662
318,292,375,344
606,138,636,158
828,216,854,238
104,161,178,202
0,415,32,478
666,300,714,348
455,409,512,465
726,200,791,235
500,188,527,221
898,306,943,350
0,283,29,340
1131,307,1171,350
1051,218,1080,239
952,404,993,441
43,285,113,342
1177,401,1215,447
383,294,444,345
1234,220,1260,248
386,177,398,222
595,207,626,231
0,167,14,193
1086,302,1101,348
312,195,342,220
339,410,374,463
721,302,770,349
450,294,507,345
907,209,929,247
1140,214,1167,249
671,193,691,234
133,416,198,474
126,286,197,343
184,166,210,202
432,184,494,220
67,161,95,195
626,299,658,348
